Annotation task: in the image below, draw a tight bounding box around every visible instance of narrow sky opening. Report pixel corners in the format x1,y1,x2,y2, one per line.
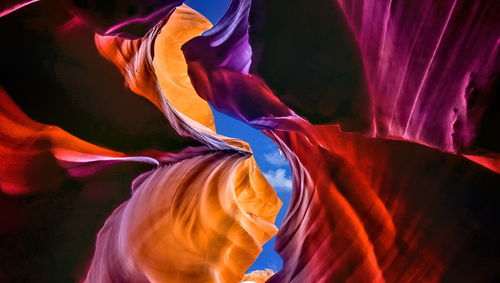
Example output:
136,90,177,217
184,0,293,273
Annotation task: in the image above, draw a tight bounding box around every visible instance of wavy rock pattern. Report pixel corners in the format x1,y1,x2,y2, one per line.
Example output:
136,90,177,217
85,152,279,283
0,87,121,195
183,0,500,282
247,0,499,155
0,0,499,282
89,6,281,282
336,0,499,153
1,2,280,282
0,85,163,281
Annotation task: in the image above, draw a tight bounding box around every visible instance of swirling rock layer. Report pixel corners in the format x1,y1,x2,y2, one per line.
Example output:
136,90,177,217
0,0,498,282
183,0,500,282
0,2,281,282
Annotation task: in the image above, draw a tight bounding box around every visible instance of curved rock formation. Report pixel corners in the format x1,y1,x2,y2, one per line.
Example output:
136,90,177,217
245,0,499,156
0,2,280,282
183,0,500,281
85,151,279,283
1,0,498,282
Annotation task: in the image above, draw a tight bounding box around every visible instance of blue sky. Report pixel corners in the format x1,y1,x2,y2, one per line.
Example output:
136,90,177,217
184,0,292,273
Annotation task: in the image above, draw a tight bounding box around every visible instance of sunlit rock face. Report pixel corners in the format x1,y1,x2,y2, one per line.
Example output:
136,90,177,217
241,269,275,283
0,2,280,282
85,152,279,283
89,6,282,281
0,1,194,154
1,0,499,282
183,0,500,282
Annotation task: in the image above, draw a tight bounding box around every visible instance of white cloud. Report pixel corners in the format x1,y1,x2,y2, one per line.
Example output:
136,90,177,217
263,169,292,191
264,150,288,167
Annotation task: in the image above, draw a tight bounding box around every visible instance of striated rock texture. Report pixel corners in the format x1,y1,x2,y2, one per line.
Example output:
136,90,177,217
0,2,280,282
0,0,499,282
85,152,279,283
183,0,500,282
335,0,499,154
87,6,281,282
246,0,500,156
